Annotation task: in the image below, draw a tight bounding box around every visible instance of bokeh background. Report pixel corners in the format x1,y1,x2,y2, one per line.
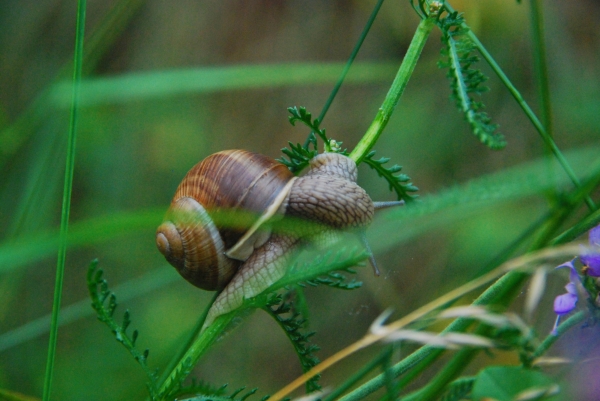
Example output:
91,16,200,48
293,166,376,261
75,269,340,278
1,1,599,400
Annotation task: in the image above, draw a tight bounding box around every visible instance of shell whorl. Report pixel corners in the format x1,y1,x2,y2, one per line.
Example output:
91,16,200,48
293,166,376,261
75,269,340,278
156,197,239,290
156,150,295,291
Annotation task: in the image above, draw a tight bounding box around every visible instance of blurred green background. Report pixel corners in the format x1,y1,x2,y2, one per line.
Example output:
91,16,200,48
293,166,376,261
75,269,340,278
0,1,599,400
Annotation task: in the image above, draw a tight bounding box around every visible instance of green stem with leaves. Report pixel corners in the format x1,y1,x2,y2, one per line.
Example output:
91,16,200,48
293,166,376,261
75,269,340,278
442,1,595,211
349,15,436,165
42,1,86,400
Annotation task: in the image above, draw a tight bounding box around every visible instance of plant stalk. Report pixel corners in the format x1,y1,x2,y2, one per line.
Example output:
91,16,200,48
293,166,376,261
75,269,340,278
349,15,436,164
42,1,86,400
157,313,235,399
443,1,595,211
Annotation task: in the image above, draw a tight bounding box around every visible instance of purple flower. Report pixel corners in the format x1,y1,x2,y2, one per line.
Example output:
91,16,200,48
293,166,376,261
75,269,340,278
553,261,580,315
551,260,582,335
581,224,600,277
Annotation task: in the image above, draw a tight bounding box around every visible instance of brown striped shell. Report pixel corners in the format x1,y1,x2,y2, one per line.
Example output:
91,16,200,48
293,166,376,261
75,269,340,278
156,150,295,291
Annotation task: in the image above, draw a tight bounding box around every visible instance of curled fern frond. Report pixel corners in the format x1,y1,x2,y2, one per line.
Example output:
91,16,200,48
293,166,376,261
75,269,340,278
438,11,506,149
263,292,322,393
363,150,418,202
87,260,159,400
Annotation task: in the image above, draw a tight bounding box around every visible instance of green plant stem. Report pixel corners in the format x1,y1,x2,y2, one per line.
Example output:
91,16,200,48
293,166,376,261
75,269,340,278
42,1,86,400
338,271,527,401
0,0,144,168
532,311,586,359
303,0,385,150
157,313,235,399
400,347,478,401
337,211,561,401
349,15,436,165
156,292,220,388
529,0,553,140
443,1,595,211
396,220,569,400
552,207,600,245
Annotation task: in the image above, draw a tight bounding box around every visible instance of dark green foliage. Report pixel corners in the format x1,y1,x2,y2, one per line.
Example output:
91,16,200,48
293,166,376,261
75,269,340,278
489,324,537,368
279,106,329,173
440,377,475,401
363,150,418,202
288,106,329,145
471,366,558,401
278,138,318,173
263,292,322,393
87,260,159,400
438,11,506,149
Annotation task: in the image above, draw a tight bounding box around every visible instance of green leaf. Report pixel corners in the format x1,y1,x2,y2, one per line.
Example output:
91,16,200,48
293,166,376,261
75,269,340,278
87,260,159,400
438,11,506,149
363,151,418,202
278,139,318,173
471,366,559,401
288,106,329,144
263,292,322,393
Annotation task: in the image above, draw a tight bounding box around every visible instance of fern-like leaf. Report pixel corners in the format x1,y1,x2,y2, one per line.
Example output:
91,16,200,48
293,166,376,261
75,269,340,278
438,11,506,149
363,150,418,202
263,292,322,393
278,139,318,173
87,260,159,400
288,106,329,145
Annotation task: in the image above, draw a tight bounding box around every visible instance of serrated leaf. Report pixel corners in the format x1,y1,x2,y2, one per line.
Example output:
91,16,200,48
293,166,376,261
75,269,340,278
438,12,506,149
363,151,418,202
263,292,322,393
287,106,331,153
86,260,158,399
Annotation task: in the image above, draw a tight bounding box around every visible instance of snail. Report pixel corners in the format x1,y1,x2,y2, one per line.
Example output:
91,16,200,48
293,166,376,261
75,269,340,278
156,149,402,328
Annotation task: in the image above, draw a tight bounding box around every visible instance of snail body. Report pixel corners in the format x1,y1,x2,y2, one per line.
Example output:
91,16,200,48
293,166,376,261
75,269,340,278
156,149,378,328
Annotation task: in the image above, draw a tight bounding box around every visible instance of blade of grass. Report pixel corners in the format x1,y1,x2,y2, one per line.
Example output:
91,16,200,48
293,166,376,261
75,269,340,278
42,1,86,400
0,0,144,168
529,0,553,140
48,62,399,108
270,244,583,401
303,0,386,148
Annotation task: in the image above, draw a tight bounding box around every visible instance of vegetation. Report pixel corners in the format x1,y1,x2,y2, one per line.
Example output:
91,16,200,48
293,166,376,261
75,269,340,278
1,1,599,400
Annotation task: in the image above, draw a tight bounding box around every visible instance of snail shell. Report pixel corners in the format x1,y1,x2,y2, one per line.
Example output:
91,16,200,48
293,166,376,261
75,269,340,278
156,150,296,291
157,150,386,329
